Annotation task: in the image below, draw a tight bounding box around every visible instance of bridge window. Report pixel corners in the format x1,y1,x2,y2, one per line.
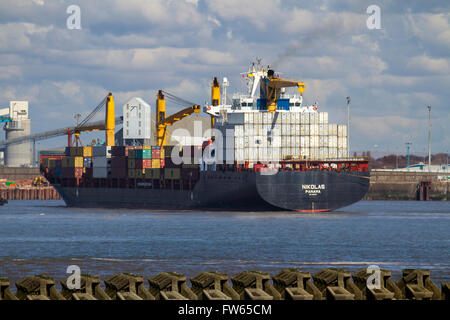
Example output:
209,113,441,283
247,102,253,107
289,103,294,106
295,102,301,106
242,102,247,106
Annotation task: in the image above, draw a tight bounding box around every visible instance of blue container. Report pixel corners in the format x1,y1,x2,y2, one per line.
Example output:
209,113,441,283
55,167,62,178
257,99,267,110
64,147,71,156
277,99,290,110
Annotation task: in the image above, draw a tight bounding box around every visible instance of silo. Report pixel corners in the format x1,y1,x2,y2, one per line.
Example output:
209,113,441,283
4,101,32,167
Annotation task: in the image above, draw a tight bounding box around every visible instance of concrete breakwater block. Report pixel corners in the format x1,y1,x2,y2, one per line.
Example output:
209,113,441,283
352,269,400,300
190,271,237,300
272,269,321,300
312,268,362,300
396,269,441,300
1,268,445,300
231,271,280,300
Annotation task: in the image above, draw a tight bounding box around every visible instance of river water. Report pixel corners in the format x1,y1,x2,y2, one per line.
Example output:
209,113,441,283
0,200,448,287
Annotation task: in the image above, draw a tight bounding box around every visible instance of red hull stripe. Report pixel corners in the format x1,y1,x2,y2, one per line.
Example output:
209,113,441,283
295,209,331,212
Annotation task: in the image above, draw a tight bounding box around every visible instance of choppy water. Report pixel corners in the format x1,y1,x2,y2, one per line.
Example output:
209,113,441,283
0,200,448,287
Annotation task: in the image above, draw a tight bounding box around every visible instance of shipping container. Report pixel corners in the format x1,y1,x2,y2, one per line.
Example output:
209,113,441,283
92,146,112,158
135,159,152,169
61,167,83,178
164,168,181,180
111,157,127,168
300,124,309,135
128,159,135,169
319,112,328,124
143,168,160,179
111,167,127,179
93,167,110,178
135,149,152,159
151,159,161,169
62,156,84,168
338,124,348,137
328,124,338,135
93,157,110,168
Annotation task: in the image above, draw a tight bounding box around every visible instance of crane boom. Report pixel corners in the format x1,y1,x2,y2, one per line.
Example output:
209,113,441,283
262,69,305,112
156,90,200,147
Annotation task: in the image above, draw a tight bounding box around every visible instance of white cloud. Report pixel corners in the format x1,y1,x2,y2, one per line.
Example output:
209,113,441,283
407,55,450,74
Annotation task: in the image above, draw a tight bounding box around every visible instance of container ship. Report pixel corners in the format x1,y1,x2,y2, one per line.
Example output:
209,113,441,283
41,61,369,211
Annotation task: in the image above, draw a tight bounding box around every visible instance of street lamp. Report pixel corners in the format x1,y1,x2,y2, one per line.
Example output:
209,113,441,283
346,96,351,158
427,106,431,172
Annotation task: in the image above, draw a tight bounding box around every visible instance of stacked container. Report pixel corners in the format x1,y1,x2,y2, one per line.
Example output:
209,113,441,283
217,110,348,162
92,146,111,178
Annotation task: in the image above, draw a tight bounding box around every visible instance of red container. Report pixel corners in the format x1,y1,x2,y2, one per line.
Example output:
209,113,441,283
151,149,161,159
160,159,165,168
111,157,127,168
135,159,152,169
111,167,127,179
61,167,83,178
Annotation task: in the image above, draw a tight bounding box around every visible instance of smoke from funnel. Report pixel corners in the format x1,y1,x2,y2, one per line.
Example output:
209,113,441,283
272,16,348,70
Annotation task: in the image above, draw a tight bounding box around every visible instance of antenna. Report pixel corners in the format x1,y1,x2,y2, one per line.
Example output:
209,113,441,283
405,142,412,168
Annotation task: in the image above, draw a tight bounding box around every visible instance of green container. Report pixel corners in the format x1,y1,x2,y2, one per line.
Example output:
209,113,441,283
5,181,15,186
135,149,152,159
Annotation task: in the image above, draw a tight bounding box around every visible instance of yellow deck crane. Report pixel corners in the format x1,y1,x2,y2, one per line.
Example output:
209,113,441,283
261,69,305,112
67,93,116,147
210,77,220,139
156,90,201,147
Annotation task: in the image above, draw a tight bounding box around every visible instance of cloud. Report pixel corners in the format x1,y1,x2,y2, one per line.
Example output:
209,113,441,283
0,0,448,153
407,55,450,74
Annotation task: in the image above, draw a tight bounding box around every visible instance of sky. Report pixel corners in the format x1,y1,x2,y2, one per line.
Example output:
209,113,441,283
0,0,449,156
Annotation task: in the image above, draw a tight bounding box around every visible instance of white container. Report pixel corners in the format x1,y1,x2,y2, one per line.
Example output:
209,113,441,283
328,124,338,135
338,148,348,158
93,167,110,178
93,157,111,168
272,135,281,148
301,113,309,124
295,135,301,147
300,136,309,148
310,136,319,148
244,112,251,124
329,147,338,158
310,112,319,124
300,125,309,135
300,147,310,158
244,148,249,160
281,136,288,147
338,136,348,149
319,136,328,147
319,112,328,124
254,112,262,123
281,113,289,124
338,124,348,137
310,124,319,136
328,135,338,148
244,124,253,136
319,147,328,159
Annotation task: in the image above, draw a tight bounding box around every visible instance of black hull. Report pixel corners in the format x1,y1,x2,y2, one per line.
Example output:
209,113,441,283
52,170,370,212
